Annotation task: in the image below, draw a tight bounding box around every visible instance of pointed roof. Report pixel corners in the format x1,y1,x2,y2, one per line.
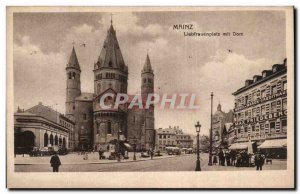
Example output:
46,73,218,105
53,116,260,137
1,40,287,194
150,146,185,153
142,53,154,74
67,46,81,71
95,23,127,72
217,103,222,111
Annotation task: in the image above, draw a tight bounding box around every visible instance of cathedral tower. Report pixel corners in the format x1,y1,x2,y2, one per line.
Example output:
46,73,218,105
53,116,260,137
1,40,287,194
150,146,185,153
93,20,128,148
141,53,154,99
65,46,81,121
93,21,128,95
141,53,155,149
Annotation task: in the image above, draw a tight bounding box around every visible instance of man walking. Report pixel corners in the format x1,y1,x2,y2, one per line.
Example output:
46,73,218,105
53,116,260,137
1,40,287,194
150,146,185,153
255,152,264,170
98,148,103,160
50,152,61,172
150,150,154,160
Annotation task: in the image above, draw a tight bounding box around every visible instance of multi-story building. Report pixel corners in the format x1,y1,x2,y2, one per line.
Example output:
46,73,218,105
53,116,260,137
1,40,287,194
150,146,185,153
14,102,75,152
156,127,177,151
156,126,193,151
211,103,233,149
174,127,194,149
231,59,287,157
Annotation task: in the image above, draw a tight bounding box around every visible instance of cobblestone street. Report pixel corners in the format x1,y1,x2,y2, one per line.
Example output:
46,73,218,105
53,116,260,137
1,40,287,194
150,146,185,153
14,152,287,172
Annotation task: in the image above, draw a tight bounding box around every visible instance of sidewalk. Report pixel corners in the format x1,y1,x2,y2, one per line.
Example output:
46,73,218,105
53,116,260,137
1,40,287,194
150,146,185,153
202,159,287,171
14,152,186,165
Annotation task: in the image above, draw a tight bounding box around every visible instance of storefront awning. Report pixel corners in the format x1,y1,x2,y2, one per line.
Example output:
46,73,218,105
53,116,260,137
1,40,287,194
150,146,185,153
229,143,249,150
258,139,287,149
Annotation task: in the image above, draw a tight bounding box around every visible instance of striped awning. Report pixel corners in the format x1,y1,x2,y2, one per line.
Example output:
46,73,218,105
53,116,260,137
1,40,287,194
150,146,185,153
229,142,252,150
258,139,287,149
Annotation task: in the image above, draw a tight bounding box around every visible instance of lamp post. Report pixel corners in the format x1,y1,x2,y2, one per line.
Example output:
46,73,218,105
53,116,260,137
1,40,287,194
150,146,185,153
133,136,137,161
195,121,201,171
208,92,214,166
117,129,122,162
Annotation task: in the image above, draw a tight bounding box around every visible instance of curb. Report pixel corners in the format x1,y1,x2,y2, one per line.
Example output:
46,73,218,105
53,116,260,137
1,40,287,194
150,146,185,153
15,154,191,165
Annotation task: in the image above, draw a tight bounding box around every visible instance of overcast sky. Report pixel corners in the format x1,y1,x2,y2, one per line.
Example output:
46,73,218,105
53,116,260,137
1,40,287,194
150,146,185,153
13,11,286,135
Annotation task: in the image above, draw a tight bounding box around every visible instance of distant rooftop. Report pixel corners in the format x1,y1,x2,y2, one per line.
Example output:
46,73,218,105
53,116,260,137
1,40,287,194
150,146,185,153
16,102,74,124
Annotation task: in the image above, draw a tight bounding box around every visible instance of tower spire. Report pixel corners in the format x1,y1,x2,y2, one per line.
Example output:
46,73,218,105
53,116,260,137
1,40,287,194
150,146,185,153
142,52,154,74
67,46,81,71
110,13,113,25
96,16,127,71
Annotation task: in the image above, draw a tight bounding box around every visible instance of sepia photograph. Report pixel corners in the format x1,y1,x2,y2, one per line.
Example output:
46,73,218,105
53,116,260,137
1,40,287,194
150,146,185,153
6,6,295,189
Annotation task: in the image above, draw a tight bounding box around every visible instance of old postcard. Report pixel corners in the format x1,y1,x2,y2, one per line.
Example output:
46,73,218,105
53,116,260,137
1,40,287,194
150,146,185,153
7,6,294,189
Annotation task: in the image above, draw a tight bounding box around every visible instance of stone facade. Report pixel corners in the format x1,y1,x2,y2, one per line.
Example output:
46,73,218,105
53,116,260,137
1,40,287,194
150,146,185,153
232,59,287,146
65,21,156,150
156,126,193,151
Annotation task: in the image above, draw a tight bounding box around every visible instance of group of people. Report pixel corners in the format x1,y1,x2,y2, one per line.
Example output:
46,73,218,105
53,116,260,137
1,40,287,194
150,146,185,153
143,149,154,159
213,149,237,166
212,149,266,170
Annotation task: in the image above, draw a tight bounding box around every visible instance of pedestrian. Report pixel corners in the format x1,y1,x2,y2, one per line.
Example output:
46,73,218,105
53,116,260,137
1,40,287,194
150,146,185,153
255,152,264,170
150,150,154,159
84,152,88,160
98,148,103,160
218,149,224,166
231,151,236,166
226,151,231,166
50,152,61,172
213,154,218,165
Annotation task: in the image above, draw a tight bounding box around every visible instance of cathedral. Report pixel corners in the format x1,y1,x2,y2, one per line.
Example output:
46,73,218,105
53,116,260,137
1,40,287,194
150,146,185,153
65,20,156,151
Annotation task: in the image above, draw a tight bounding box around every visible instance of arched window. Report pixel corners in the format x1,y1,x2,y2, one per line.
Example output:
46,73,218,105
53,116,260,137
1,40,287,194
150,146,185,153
59,137,62,146
63,138,66,148
109,61,113,67
72,72,76,79
55,135,58,145
44,133,48,147
107,121,112,134
144,78,146,83
83,113,87,120
50,134,54,146
68,72,72,79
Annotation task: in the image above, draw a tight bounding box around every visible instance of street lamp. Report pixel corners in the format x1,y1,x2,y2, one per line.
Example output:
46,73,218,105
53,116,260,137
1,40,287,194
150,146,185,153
117,129,122,162
208,92,214,166
133,136,137,161
195,121,201,171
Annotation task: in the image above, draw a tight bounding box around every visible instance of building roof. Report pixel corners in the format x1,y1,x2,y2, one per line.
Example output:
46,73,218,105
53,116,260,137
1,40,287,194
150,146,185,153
24,102,74,124
142,54,154,74
14,112,70,133
75,92,94,101
95,23,127,72
233,58,287,96
66,46,81,71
